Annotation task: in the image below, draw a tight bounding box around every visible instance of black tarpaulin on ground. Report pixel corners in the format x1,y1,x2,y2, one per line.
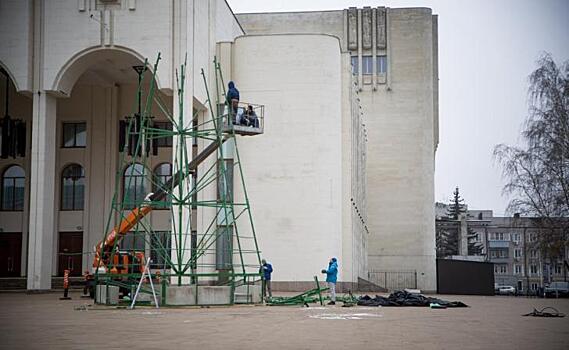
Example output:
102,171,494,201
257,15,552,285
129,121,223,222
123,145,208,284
357,290,468,307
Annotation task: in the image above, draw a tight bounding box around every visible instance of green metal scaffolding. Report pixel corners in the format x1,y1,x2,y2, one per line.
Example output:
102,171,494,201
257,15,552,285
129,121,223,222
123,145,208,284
94,54,264,306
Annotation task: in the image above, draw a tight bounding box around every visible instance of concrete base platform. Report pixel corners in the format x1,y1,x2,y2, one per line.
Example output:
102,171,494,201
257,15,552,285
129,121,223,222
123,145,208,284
95,285,119,305
234,285,262,303
166,285,232,306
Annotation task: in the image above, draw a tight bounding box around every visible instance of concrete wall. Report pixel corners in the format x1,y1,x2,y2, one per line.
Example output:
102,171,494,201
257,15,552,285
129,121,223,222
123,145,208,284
237,7,439,291
236,11,345,49
361,8,437,291
42,0,173,95
0,0,33,92
232,34,344,282
340,53,368,284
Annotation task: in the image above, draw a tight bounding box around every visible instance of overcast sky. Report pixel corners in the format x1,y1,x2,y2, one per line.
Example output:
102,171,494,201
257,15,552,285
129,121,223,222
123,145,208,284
227,0,569,215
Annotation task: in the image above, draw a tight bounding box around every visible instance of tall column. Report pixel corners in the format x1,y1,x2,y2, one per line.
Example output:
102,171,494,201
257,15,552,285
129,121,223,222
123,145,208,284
27,92,57,290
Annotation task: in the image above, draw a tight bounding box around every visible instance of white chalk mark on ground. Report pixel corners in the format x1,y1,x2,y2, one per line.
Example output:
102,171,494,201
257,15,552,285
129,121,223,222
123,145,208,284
141,311,163,316
308,313,383,320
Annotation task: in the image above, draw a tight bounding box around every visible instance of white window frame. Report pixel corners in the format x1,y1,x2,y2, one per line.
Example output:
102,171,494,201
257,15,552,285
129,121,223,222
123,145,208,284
361,56,373,75
377,55,387,74
350,56,358,75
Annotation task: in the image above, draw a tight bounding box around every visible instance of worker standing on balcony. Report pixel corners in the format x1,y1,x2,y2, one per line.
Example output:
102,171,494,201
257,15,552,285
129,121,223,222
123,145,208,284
227,81,240,124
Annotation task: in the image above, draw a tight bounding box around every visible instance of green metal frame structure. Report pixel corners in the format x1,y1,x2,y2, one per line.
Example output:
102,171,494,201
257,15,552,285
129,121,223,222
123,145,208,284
93,54,264,306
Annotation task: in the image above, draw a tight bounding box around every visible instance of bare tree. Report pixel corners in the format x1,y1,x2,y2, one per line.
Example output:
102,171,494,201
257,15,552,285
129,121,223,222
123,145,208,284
494,53,569,266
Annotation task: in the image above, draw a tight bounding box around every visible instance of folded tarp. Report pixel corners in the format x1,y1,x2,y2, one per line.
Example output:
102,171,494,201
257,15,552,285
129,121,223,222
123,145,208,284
357,290,468,307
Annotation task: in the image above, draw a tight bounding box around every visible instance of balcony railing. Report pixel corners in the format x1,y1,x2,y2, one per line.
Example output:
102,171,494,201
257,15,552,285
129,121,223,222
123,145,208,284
488,240,510,248
220,102,264,136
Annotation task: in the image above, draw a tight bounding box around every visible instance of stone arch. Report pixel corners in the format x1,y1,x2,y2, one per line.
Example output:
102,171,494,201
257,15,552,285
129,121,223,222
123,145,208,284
51,46,165,97
0,61,20,93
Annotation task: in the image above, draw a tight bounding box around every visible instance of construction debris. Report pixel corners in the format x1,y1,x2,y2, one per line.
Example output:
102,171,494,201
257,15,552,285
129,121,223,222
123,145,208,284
522,307,565,318
357,290,468,307
267,276,328,306
73,305,91,311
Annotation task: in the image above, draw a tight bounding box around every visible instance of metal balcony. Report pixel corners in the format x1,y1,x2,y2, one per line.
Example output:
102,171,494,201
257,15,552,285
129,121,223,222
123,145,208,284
221,102,264,136
488,240,510,248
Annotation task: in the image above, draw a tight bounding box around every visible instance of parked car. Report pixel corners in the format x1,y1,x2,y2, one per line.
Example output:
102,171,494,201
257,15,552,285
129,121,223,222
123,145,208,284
496,285,516,295
544,281,569,298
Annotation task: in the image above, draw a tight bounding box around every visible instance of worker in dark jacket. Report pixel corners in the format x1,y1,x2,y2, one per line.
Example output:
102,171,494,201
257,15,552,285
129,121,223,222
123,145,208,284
261,259,273,299
227,81,240,123
321,257,338,305
243,105,259,128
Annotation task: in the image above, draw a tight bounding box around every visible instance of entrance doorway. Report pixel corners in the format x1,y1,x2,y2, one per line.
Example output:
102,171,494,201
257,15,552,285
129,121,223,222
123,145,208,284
58,232,83,276
0,233,22,277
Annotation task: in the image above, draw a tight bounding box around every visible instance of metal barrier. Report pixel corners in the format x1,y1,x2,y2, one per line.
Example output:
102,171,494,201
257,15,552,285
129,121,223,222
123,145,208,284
368,270,417,291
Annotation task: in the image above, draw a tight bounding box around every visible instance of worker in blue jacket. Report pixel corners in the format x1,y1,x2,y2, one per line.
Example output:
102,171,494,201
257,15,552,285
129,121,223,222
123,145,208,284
261,259,273,299
227,81,240,123
321,257,338,305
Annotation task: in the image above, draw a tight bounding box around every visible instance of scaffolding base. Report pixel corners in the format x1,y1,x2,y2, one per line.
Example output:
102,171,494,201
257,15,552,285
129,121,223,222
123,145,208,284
165,285,232,306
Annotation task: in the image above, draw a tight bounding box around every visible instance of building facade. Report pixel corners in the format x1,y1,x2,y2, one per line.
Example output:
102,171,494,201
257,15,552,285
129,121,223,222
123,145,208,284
237,7,439,291
0,1,437,291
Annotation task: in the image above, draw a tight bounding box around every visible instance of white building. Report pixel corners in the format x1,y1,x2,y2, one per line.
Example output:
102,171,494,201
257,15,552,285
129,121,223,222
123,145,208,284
0,1,437,292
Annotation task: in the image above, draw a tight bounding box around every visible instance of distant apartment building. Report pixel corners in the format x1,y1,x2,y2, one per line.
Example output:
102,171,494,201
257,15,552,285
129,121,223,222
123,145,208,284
436,204,569,294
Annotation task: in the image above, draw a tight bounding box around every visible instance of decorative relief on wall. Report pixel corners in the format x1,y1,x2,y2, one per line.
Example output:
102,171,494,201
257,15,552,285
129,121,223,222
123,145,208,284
347,7,358,51
377,7,386,49
362,7,372,49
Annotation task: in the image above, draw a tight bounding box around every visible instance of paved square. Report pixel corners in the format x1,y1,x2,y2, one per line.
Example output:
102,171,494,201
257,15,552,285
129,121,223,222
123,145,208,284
0,292,567,349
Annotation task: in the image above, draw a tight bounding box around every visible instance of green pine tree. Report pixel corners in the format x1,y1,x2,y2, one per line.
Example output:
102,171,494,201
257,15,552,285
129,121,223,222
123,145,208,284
467,228,484,255
446,187,466,220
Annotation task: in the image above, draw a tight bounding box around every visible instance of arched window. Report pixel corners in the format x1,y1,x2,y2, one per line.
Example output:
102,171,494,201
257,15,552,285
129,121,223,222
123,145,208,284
1,165,25,211
61,164,85,210
153,163,172,209
153,163,172,192
123,163,148,208
2,165,26,211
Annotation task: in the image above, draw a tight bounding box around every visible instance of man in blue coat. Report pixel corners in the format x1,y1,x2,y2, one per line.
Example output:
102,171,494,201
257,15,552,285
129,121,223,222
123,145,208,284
226,81,240,123
321,257,338,305
261,259,273,299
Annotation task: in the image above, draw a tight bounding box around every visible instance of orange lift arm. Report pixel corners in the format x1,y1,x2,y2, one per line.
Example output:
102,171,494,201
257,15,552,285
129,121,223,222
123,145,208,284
93,137,227,270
